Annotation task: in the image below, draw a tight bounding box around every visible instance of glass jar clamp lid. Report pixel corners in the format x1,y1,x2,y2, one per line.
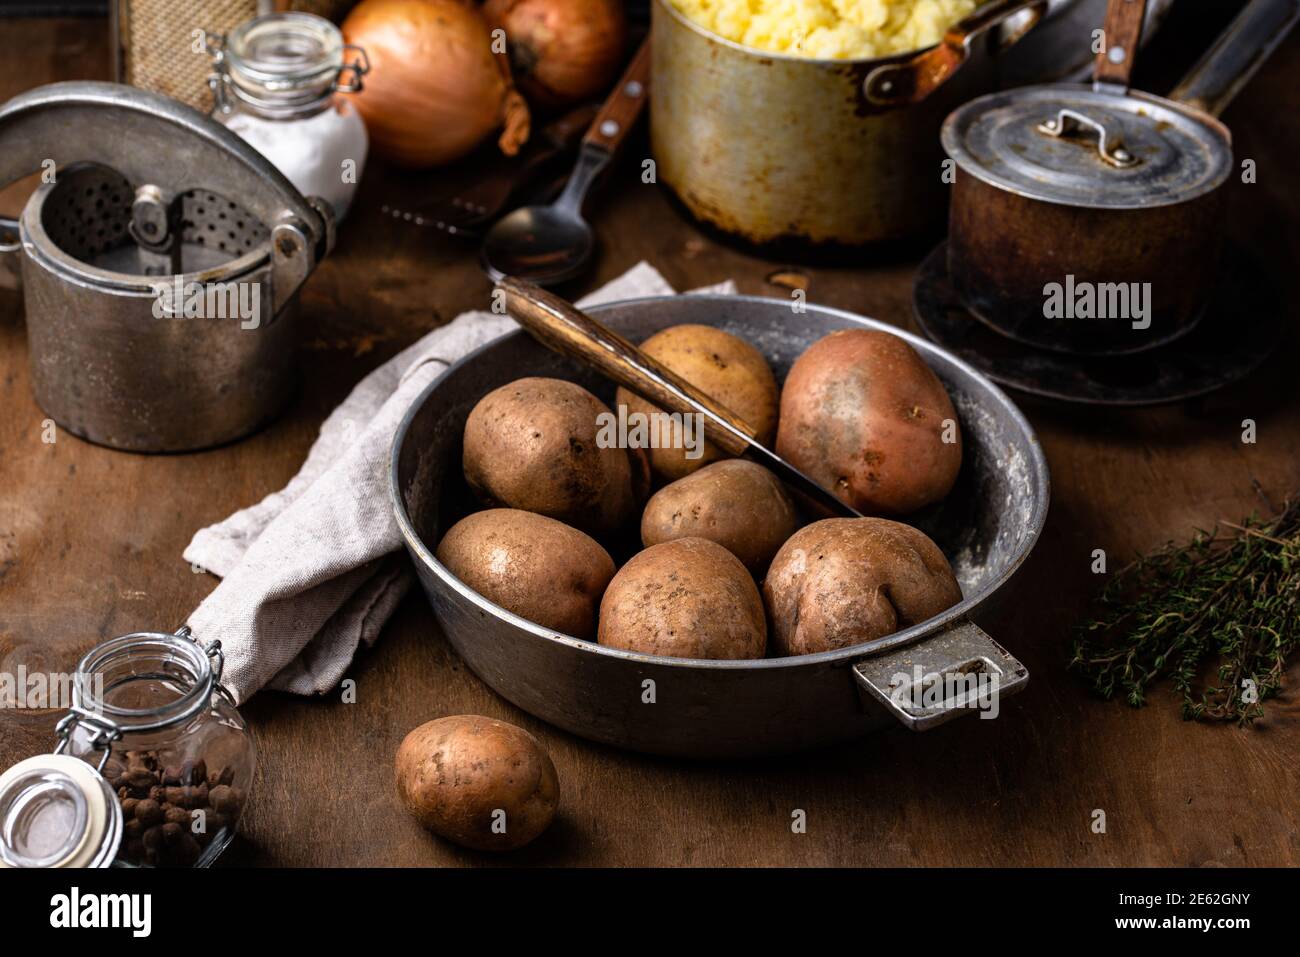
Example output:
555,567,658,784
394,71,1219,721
208,11,369,119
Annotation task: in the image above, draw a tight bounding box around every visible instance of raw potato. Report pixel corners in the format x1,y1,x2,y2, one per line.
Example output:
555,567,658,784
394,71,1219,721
598,537,767,659
614,324,779,482
775,329,961,515
436,509,615,640
764,518,962,656
640,460,798,576
463,377,641,537
395,715,559,852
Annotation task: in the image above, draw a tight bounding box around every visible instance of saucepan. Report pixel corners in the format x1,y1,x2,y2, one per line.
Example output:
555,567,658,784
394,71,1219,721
651,0,1049,247
390,296,1049,758
942,0,1300,355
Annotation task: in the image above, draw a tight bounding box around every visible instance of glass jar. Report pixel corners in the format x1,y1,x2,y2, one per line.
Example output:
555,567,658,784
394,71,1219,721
208,12,369,220
0,628,254,868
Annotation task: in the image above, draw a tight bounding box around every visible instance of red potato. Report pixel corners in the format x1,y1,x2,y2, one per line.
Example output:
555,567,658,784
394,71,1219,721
763,518,962,656
775,329,961,515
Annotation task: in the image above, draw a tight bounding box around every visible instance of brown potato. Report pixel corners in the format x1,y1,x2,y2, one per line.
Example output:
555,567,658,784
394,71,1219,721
764,518,961,656
614,324,778,482
598,537,767,659
463,377,640,538
436,509,615,640
640,460,798,576
775,329,961,515
395,715,559,852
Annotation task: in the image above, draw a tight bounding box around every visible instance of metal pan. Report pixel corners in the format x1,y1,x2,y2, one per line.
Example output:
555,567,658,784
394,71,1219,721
942,0,1300,356
390,296,1049,758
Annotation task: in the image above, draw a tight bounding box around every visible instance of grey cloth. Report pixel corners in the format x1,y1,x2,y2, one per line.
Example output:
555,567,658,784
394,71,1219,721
184,263,734,703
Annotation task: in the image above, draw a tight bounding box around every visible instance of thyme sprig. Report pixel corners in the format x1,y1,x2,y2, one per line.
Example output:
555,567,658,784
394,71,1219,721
1069,495,1299,725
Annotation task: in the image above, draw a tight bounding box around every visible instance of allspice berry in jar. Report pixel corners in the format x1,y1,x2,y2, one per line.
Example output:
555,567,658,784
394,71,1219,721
64,630,255,868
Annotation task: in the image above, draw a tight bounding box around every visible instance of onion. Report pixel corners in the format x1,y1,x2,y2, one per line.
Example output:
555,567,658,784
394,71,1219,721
342,0,530,168
482,0,626,109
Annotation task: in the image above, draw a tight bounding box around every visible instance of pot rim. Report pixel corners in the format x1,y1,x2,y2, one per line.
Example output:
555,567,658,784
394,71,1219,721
653,0,936,69
389,293,1051,673
20,174,270,294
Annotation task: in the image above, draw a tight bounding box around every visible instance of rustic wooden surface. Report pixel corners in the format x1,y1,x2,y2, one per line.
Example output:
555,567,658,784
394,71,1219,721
1,12,1297,868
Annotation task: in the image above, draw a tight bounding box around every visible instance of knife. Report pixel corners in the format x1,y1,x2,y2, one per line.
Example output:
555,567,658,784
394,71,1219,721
498,277,862,519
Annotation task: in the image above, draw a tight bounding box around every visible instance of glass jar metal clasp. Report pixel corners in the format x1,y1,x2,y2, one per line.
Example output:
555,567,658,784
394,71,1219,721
52,627,225,772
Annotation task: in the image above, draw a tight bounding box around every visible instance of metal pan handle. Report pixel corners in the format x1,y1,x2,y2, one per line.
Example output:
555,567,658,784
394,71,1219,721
851,619,1028,731
1168,0,1300,118
862,0,1048,112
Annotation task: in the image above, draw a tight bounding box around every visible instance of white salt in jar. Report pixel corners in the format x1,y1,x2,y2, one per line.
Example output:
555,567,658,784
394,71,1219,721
208,12,369,220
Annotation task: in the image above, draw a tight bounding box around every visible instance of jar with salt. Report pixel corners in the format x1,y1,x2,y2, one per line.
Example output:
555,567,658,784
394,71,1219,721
207,11,369,220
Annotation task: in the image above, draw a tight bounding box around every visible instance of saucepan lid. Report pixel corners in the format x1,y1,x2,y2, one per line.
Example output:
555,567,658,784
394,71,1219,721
942,84,1230,209
942,0,1298,210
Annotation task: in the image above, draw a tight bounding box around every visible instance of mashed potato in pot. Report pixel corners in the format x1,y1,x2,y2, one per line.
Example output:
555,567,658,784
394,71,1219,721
667,0,978,59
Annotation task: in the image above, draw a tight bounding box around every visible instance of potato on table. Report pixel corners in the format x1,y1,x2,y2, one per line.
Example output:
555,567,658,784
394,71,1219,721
640,459,798,576
776,329,961,515
436,508,615,640
615,324,778,482
395,715,558,852
764,518,961,656
463,377,642,538
598,537,767,659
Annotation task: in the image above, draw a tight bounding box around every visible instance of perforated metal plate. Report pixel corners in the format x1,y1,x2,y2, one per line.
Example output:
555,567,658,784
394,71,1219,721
39,164,269,276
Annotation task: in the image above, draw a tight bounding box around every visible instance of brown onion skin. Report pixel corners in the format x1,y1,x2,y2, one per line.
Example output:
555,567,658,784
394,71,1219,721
343,0,527,167
483,0,626,108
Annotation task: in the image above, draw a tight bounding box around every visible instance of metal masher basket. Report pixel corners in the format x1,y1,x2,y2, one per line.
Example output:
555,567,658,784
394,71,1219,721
0,81,333,452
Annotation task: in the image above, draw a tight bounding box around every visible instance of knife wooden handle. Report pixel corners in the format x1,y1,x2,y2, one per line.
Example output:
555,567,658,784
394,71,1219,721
498,276,754,457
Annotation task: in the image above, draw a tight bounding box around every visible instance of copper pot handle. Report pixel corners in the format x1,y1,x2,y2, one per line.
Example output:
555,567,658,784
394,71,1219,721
1168,0,1300,117
1092,0,1149,92
862,0,1048,112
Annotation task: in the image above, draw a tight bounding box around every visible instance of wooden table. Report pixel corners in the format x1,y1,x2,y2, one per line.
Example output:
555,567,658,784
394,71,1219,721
2,12,1297,868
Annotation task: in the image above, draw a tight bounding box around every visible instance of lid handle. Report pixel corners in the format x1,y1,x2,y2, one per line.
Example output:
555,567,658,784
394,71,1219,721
1037,108,1139,167
1092,0,1149,93
1168,0,1300,118
0,82,332,304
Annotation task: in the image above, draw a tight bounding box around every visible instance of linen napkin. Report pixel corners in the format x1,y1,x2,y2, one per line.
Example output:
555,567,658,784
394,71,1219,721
184,262,735,703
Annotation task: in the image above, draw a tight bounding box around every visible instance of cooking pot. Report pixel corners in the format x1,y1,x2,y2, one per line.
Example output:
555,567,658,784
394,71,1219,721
390,296,1050,758
649,0,1047,248
0,81,333,452
942,0,1299,355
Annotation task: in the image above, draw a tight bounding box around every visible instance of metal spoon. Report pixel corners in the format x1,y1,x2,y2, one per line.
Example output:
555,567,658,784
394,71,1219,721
481,39,650,286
